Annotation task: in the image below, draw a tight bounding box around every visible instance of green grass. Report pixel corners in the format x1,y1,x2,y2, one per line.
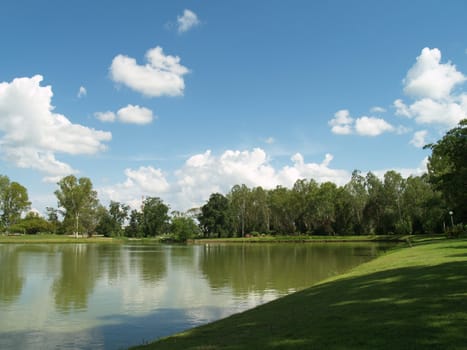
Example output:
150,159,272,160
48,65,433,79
132,237,467,350
0,233,120,244
193,234,410,244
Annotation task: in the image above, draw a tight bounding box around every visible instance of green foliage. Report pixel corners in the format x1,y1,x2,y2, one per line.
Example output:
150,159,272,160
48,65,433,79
0,175,31,231
125,209,144,237
96,201,129,237
425,119,467,223
142,197,170,237
199,193,234,237
170,216,200,242
9,212,53,235
445,224,467,238
55,175,99,236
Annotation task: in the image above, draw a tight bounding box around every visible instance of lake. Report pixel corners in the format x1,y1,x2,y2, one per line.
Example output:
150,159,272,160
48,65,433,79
0,242,385,349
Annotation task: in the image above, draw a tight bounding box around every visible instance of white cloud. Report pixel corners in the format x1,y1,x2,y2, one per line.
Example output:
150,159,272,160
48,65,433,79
0,75,111,177
177,9,200,33
370,106,386,113
355,116,395,136
410,130,428,148
110,46,189,97
329,110,395,137
394,96,467,127
95,111,116,123
373,157,428,179
95,105,155,124
100,166,170,210
77,86,87,98
100,148,350,211
403,47,466,100
395,48,467,128
328,109,353,135
117,105,154,125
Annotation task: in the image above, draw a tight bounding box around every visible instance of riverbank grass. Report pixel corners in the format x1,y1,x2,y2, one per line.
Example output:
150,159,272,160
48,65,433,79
133,237,467,349
0,233,118,244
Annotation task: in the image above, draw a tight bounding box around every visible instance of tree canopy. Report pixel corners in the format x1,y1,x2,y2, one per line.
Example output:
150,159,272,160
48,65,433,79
425,119,467,224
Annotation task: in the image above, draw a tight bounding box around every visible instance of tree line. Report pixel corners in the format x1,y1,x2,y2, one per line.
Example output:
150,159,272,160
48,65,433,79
0,119,465,240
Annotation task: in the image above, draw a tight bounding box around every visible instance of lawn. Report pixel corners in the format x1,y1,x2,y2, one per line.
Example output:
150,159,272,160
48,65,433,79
132,237,467,349
0,233,118,244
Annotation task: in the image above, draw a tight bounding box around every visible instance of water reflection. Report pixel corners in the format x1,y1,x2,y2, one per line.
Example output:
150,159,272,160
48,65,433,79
199,244,377,295
0,242,383,349
0,245,24,305
52,244,99,312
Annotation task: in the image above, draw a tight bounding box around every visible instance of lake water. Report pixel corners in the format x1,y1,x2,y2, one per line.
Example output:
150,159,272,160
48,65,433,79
0,242,384,349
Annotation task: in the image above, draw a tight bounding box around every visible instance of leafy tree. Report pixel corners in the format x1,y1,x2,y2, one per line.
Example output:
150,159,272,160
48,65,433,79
228,184,251,237
125,209,144,237
314,182,339,235
0,176,31,231
344,170,368,234
425,119,467,223
10,212,53,235
268,186,296,234
96,201,129,237
142,197,169,236
382,171,406,234
402,175,445,234
46,207,61,234
291,179,319,234
364,172,385,234
249,186,270,233
170,215,200,242
55,175,99,237
199,193,233,237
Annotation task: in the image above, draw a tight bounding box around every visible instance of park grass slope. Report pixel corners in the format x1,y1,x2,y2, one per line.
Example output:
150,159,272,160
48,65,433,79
133,238,467,350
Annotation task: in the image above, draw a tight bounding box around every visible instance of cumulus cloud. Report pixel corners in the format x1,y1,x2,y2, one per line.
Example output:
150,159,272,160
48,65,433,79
0,75,111,177
100,166,170,210
395,97,467,127
329,110,395,136
177,9,200,33
95,111,116,123
395,47,467,128
355,116,395,136
403,47,465,100
95,105,155,124
110,46,189,97
77,86,87,98
100,148,350,211
117,105,154,124
328,109,354,135
410,130,428,148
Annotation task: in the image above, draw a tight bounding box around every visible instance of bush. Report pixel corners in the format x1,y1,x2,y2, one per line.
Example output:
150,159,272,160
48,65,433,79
446,224,467,238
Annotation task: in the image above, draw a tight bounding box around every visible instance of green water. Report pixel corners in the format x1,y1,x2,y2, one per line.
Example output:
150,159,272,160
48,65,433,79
0,242,385,349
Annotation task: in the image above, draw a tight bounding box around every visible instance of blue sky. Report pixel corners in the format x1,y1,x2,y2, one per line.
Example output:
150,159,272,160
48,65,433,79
1,0,467,213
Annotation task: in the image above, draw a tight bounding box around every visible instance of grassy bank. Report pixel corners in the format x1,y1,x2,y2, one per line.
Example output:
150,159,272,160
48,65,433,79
133,237,467,349
193,234,411,244
0,233,120,244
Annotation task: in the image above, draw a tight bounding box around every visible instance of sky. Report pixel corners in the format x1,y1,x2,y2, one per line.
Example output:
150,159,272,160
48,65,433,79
1,0,467,214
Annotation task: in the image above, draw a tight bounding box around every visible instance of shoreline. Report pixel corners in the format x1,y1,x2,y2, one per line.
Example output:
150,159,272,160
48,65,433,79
131,236,467,349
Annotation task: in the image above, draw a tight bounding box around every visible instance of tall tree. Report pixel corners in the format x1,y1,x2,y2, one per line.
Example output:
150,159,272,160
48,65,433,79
125,209,144,237
198,193,233,237
0,176,31,231
425,119,467,224
55,175,99,237
344,170,368,234
142,197,169,236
